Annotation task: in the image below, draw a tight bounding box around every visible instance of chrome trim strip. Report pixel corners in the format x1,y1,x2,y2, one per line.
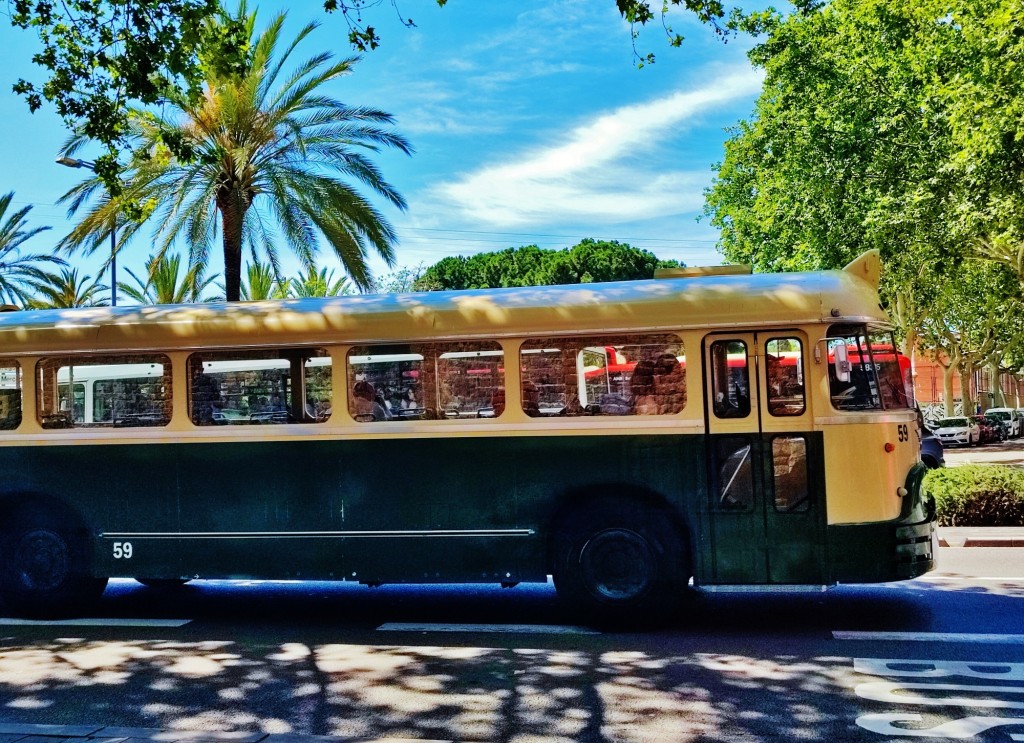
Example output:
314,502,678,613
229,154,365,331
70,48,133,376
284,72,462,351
100,529,535,539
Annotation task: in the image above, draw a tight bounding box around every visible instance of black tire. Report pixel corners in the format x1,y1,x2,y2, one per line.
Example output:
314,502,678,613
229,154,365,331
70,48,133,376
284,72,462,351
552,501,689,624
136,578,190,588
0,511,107,617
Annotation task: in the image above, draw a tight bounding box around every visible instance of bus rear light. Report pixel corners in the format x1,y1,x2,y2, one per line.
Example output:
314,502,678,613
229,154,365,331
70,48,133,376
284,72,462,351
884,442,895,452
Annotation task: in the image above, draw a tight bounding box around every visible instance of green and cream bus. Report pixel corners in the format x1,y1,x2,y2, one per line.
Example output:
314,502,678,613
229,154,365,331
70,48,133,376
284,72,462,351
0,249,935,617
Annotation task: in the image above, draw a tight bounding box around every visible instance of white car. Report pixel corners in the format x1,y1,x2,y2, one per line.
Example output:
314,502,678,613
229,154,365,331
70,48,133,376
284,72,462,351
933,416,980,447
986,407,1020,438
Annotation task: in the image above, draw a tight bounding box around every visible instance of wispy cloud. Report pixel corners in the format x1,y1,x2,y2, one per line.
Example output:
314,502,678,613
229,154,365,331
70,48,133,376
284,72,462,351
423,66,763,228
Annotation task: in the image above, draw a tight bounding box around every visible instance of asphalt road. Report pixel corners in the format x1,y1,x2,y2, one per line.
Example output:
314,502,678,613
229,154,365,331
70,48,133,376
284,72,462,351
0,548,1021,742
941,437,1024,467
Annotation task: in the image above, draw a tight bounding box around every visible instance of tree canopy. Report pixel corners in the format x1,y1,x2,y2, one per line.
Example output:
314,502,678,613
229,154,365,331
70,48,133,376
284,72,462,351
414,239,682,291
702,0,1024,408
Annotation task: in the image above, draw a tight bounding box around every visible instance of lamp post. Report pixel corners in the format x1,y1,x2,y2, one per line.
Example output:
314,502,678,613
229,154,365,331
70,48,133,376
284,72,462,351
56,156,118,307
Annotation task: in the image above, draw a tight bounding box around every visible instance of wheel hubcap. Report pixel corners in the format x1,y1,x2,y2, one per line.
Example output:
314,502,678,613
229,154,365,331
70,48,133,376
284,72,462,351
579,528,656,602
15,529,68,592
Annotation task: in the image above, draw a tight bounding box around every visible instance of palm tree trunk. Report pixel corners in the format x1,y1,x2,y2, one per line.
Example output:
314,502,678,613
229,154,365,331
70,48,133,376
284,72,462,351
218,190,246,302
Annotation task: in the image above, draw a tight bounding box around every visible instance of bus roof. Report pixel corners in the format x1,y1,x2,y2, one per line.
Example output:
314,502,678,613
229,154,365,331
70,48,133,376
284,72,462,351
0,251,887,355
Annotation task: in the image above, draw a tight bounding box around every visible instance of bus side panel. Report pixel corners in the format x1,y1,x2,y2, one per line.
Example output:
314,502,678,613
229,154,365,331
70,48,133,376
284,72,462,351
339,436,528,584
339,434,701,585
170,440,344,579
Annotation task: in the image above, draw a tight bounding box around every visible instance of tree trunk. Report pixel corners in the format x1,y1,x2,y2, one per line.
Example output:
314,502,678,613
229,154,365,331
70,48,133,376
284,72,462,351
942,363,956,416
990,363,1005,408
959,366,974,416
218,189,246,302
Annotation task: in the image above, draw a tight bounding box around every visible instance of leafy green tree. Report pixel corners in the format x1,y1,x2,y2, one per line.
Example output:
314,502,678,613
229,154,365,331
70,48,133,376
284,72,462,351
120,253,218,304
26,268,107,309
416,239,680,291
11,0,246,193
702,0,1015,365
0,192,65,307
58,4,412,302
918,262,1022,415
373,264,427,293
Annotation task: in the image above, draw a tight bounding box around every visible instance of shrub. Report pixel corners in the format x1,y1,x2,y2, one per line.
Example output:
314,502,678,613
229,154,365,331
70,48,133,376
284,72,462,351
924,465,1024,526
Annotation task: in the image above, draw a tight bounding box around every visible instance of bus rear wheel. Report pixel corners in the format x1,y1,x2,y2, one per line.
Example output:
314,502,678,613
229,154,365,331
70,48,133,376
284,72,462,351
0,515,106,617
553,503,687,624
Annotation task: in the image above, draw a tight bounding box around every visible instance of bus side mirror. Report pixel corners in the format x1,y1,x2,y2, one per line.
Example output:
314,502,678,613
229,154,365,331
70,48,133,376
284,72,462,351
834,344,851,382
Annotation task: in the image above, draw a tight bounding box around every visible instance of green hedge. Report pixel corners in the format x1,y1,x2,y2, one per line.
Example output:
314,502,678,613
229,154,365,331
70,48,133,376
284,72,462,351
924,465,1024,526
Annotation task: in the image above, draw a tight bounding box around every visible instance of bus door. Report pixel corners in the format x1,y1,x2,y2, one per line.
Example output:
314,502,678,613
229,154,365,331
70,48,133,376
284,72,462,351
703,332,824,585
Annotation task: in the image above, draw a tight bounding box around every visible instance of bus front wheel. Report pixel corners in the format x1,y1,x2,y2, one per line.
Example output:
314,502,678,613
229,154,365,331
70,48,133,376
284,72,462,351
553,504,687,622
0,513,107,617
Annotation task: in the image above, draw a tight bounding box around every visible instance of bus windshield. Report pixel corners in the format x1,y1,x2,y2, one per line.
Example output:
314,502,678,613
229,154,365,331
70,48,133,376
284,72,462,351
828,324,911,411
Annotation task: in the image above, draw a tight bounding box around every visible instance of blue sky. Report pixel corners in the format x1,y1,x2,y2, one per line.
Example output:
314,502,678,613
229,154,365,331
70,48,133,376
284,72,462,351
0,0,764,291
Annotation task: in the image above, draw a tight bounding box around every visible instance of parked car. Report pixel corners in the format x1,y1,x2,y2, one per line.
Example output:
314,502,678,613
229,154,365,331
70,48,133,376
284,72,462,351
920,433,945,468
985,407,1020,438
972,415,1004,444
984,412,1011,440
933,416,980,447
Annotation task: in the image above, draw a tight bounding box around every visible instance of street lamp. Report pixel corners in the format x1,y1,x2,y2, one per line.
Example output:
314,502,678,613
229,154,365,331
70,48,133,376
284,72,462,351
56,156,118,307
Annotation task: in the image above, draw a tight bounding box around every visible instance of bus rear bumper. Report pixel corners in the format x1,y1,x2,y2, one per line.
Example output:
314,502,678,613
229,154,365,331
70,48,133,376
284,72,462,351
828,464,936,583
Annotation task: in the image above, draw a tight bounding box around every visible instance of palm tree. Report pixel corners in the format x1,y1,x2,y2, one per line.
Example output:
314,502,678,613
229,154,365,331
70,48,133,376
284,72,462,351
120,252,218,304
59,3,412,302
290,265,353,298
240,259,291,300
26,268,107,309
0,192,65,306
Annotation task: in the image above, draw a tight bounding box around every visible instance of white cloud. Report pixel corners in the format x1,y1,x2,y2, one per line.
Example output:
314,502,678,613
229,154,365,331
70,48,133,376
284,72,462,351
423,66,763,228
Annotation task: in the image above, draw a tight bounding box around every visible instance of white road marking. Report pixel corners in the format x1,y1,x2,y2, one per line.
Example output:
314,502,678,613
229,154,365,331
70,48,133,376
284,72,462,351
0,617,191,627
836,631,1024,644
377,622,599,634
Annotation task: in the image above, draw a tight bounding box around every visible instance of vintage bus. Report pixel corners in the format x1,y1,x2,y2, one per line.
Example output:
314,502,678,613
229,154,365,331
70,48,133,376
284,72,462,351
0,249,935,618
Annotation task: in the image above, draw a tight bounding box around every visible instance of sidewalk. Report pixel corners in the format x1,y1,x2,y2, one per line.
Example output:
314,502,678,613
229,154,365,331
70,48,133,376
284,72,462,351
0,723,447,743
937,526,1024,548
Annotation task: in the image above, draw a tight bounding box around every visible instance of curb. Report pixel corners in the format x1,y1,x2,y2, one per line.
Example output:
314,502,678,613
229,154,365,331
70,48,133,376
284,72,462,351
938,537,1024,548
0,724,451,743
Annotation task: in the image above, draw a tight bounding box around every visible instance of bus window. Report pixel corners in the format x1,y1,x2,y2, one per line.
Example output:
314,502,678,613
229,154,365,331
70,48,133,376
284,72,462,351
713,436,754,510
347,341,504,421
37,355,171,428
437,344,504,419
0,362,22,430
772,436,810,512
710,340,750,418
520,334,685,417
765,338,805,416
187,349,331,426
828,324,910,411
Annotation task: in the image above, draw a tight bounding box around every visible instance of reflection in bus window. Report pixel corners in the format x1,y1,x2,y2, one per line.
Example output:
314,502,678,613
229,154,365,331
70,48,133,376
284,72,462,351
773,436,809,512
710,340,750,418
765,338,805,416
520,334,685,417
347,341,505,422
37,355,171,428
828,324,910,411
187,349,331,426
714,437,754,511
0,363,21,430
